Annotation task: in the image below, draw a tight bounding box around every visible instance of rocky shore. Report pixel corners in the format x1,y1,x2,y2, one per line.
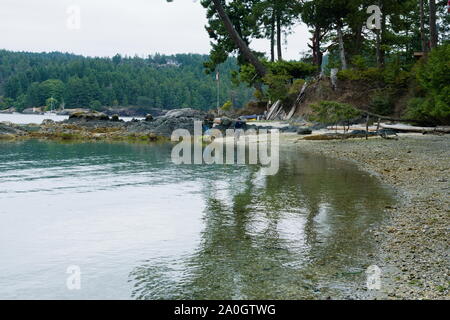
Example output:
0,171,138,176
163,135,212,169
290,134,449,300
0,109,210,142
0,108,302,142
1,109,448,300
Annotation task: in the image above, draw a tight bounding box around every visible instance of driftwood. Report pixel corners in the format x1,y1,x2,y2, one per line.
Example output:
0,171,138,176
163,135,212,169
266,100,281,120
285,82,309,120
380,123,450,133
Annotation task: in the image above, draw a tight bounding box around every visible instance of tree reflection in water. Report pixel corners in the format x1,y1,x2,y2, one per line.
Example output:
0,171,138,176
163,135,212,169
129,149,395,299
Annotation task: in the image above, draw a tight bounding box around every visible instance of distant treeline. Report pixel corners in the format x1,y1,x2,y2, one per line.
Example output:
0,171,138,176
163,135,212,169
0,50,254,111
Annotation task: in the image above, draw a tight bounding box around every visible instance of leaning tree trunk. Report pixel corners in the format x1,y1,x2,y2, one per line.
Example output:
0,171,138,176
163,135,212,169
336,23,347,70
429,0,438,49
211,0,267,77
276,12,283,61
420,0,428,52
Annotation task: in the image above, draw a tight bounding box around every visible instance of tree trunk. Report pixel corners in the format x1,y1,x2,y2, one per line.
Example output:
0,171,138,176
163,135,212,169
379,8,386,67
429,0,438,49
337,24,347,70
270,10,275,62
420,0,428,52
376,29,382,67
276,13,283,61
211,0,267,77
311,27,323,69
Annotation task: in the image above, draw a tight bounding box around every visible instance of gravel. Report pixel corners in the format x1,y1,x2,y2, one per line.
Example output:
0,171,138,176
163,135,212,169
289,134,449,300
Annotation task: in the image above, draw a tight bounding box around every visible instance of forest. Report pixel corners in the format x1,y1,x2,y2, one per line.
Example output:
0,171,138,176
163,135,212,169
1,1,449,124
182,0,449,124
0,51,254,112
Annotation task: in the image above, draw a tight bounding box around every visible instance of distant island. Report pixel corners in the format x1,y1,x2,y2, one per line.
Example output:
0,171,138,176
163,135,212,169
0,50,254,115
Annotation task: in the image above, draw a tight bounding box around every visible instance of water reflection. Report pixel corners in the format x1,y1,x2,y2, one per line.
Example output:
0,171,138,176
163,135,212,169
130,148,395,299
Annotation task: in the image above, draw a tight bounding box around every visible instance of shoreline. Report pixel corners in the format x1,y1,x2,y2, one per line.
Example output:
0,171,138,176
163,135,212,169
1,116,448,299
287,134,449,299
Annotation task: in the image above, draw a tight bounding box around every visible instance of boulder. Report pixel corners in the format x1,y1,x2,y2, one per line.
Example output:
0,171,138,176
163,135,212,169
0,108,16,114
57,108,90,116
221,117,233,127
68,111,110,121
42,119,55,126
111,114,120,122
145,114,154,122
297,128,313,135
0,122,25,136
22,107,43,114
164,108,205,119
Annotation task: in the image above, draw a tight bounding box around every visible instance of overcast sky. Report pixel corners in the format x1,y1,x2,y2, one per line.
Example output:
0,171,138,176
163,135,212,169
0,0,309,60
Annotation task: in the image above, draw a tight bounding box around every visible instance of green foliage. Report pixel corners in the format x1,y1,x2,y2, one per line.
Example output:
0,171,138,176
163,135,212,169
370,91,395,116
220,100,233,111
267,61,316,79
337,68,384,82
45,97,58,111
0,97,15,110
406,45,450,125
0,50,254,111
288,79,305,96
351,55,369,70
263,73,291,102
232,60,315,102
383,56,413,88
310,101,362,125
89,100,102,111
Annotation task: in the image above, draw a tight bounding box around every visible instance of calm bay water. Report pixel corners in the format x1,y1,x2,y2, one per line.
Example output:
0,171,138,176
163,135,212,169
0,140,394,299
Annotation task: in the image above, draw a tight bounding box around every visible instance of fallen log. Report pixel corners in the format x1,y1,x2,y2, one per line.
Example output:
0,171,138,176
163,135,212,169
266,100,281,120
380,123,450,133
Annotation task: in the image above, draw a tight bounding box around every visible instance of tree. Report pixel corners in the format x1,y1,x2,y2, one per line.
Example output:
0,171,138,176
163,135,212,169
310,100,362,131
253,0,301,62
420,0,428,52
301,0,333,68
407,44,450,124
429,0,438,48
169,0,267,77
0,50,254,111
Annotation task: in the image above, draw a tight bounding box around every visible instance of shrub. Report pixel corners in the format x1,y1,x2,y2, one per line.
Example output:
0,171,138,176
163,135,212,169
370,91,395,115
310,101,362,126
220,100,233,112
288,79,306,96
267,61,316,79
351,55,369,70
337,68,384,82
406,44,450,125
263,73,291,102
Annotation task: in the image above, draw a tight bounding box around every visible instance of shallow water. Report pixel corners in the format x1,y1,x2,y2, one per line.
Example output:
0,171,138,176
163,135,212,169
0,140,394,299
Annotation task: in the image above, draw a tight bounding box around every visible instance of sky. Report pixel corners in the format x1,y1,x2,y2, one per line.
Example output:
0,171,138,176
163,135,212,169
0,0,310,60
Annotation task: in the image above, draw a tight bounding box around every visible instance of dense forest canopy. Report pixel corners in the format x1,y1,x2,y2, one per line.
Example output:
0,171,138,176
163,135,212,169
179,0,449,124
0,50,254,112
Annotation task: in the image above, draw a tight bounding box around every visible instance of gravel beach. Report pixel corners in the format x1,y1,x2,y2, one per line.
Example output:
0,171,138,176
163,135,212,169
288,134,449,300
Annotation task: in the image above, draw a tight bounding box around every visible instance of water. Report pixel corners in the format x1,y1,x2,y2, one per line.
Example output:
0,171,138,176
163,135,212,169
0,113,143,124
0,140,395,299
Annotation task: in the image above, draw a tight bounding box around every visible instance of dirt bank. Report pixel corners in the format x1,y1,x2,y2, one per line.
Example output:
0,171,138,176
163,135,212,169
288,134,449,299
